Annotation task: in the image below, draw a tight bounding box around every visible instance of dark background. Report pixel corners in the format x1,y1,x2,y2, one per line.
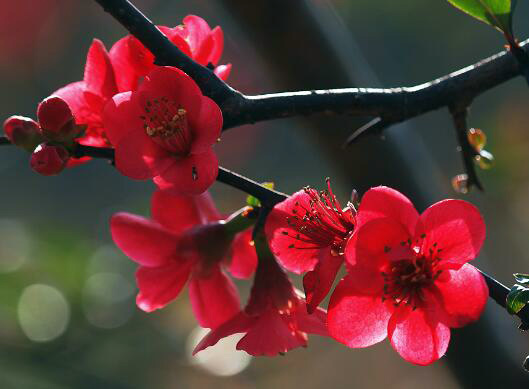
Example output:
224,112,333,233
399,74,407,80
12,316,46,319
0,0,529,387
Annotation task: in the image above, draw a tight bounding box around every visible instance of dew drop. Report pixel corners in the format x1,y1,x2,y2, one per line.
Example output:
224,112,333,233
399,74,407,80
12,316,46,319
467,128,486,152
451,174,470,194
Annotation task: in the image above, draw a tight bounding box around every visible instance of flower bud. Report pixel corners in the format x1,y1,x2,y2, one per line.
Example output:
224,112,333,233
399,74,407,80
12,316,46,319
3,115,43,152
30,143,70,176
37,96,78,142
474,149,495,170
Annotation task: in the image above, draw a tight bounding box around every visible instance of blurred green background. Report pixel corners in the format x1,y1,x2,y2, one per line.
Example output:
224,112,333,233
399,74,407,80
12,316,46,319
1,0,529,388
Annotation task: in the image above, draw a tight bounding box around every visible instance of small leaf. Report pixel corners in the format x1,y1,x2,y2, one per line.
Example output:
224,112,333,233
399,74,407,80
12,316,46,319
447,0,516,36
506,284,529,314
514,273,529,284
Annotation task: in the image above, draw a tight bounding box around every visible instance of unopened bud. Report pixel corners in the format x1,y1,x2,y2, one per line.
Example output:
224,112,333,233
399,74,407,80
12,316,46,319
30,143,70,176
451,174,470,194
3,115,43,152
474,150,495,170
37,96,78,142
467,128,486,152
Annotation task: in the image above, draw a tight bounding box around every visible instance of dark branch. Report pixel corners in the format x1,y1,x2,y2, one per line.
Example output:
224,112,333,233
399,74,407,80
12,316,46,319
0,136,10,145
449,103,483,192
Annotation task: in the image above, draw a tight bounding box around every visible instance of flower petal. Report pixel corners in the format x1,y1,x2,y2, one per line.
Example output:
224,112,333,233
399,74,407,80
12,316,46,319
102,91,142,146
153,149,218,195
328,275,391,348
265,190,322,274
84,39,117,99
193,312,254,355
357,186,419,234
110,212,178,267
388,295,451,365
109,36,141,92
214,64,231,81
189,96,222,154
435,263,488,328
416,199,486,267
151,190,220,233
189,266,241,329
208,26,224,65
296,302,328,337
183,15,211,55
228,229,258,279
303,251,343,313
136,261,192,312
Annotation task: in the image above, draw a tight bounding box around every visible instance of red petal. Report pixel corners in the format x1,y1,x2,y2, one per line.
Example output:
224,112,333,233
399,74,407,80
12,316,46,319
434,263,488,327
189,266,241,329
303,251,342,313
189,96,222,154
208,26,224,65
357,186,419,234
265,190,321,274
83,39,117,99
236,308,308,356
153,149,218,195
328,276,391,348
114,130,172,180
228,229,258,279
151,190,220,233
388,294,451,365
102,91,143,146
109,36,140,92
416,199,486,267
296,301,328,337
193,312,254,355
37,96,73,134
110,212,179,267
214,64,231,81
183,15,211,55
193,34,214,66
136,261,192,312
53,82,90,123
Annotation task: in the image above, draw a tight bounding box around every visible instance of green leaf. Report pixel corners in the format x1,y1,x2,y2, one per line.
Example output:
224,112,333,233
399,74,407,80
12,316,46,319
514,273,529,284
447,0,516,36
507,284,529,314
246,182,275,207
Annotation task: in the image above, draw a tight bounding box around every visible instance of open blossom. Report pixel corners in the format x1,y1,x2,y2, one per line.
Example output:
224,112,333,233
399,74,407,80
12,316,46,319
328,186,488,365
265,180,356,312
193,239,328,357
54,39,118,153
110,15,231,93
103,66,222,194
110,190,256,329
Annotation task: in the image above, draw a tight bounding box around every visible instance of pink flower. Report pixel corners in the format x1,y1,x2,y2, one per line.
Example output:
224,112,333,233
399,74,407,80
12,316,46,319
110,190,256,329
328,186,488,365
193,243,328,356
54,39,118,153
103,66,222,195
265,180,356,312
110,15,231,93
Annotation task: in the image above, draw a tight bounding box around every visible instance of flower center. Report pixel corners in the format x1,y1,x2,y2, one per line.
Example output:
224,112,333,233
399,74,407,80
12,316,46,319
284,179,356,256
381,238,443,309
141,97,192,155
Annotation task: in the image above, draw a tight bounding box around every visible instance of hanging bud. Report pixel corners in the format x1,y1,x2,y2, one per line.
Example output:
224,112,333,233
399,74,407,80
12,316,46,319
3,116,43,152
474,150,495,170
30,143,70,176
37,96,80,142
451,174,470,194
467,128,486,152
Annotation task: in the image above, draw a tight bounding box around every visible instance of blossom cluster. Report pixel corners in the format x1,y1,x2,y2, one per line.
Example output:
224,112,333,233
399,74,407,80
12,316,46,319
2,14,490,366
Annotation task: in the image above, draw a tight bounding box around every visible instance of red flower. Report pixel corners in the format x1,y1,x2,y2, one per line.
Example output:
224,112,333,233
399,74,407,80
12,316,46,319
110,190,256,329
110,15,231,93
103,66,222,195
54,39,118,154
328,186,488,365
265,180,356,312
193,243,328,356
3,115,42,152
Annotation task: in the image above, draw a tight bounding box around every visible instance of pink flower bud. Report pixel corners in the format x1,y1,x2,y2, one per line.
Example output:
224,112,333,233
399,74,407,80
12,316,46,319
3,115,43,152
37,96,77,141
30,143,70,176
